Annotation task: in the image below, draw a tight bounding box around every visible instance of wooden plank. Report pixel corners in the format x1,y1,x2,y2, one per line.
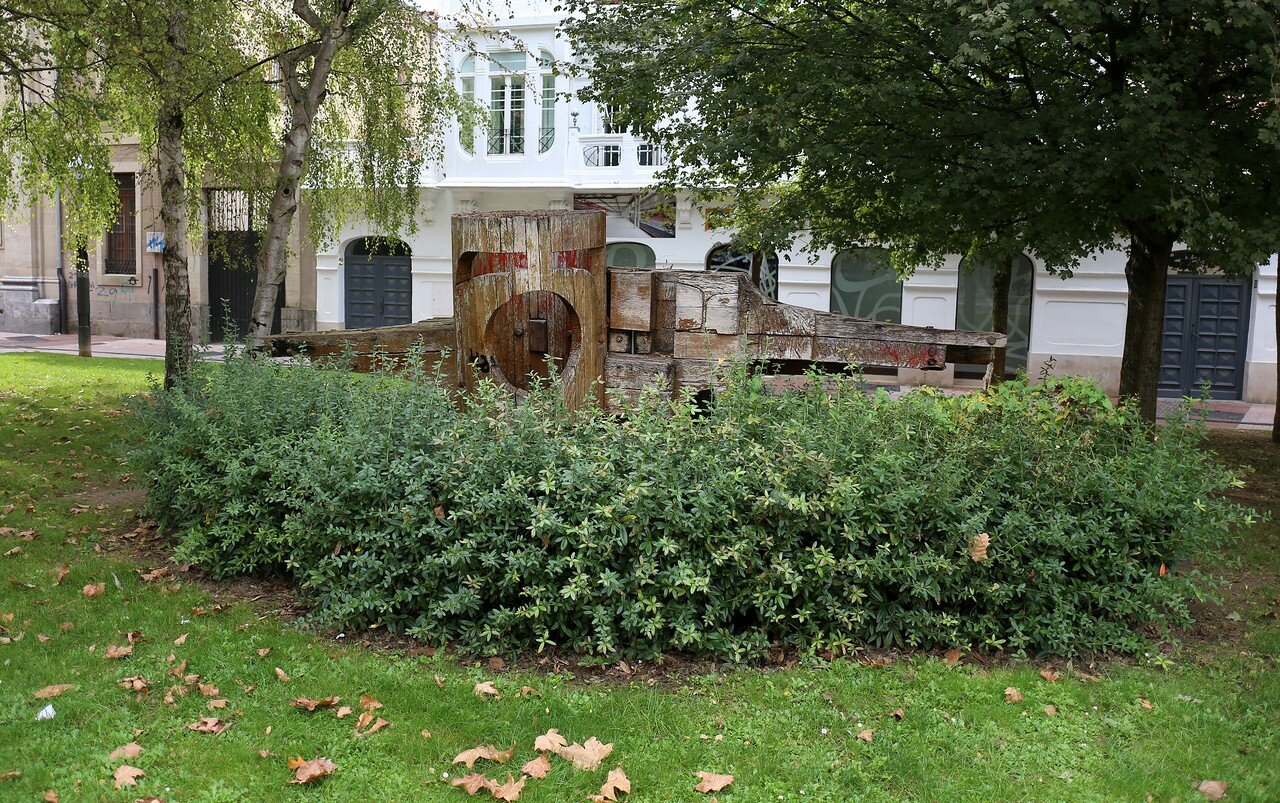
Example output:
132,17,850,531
702,289,740,334
608,330,632,353
674,331,743,360
604,354,673,390
744,334,813,361
674,280,705,330
811,337,946,369
608,270,654,331
813,313,1004,348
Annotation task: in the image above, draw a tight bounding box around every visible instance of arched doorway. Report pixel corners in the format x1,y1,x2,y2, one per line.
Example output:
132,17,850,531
345,237,411,329
707,243,779,300
956,254,1034,375
830,248,902,322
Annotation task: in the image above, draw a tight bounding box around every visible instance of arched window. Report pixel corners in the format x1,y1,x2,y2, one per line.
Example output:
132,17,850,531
538,50,555,154
458,55,476,154
487,52,526,155
956,253,1034,373
606,242,656,269
830,248,902,323
707,243,779,300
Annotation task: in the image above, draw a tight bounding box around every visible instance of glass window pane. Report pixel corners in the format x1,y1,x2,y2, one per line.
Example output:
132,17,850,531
955,254,1033,371
489,51,526,72
606,242,656,269
830,248,902,323
460,55,474,73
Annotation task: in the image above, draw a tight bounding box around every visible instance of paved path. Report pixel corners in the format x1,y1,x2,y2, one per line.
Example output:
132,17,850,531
2,330,1273,431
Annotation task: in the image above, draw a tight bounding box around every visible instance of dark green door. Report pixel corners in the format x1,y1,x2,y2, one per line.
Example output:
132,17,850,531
344,239,412,329
1159,275,1250,399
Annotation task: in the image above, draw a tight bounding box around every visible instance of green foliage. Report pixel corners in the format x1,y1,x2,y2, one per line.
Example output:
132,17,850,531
562,0,1280,275
136,354,1252,661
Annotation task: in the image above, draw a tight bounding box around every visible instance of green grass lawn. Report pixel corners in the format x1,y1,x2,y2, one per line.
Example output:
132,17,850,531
0,352,1277,802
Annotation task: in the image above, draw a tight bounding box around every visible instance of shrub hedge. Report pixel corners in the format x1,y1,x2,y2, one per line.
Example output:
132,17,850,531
135,351,1251,661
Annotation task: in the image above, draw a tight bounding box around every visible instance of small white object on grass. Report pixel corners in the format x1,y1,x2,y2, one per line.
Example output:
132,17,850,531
36,704,55,720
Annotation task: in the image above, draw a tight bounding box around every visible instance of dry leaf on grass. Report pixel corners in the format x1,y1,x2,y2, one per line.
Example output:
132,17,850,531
119,677,149,693
521,754,551,779
1140,698,1154,710
354,714,390,738
358,694,382,710
453,744,514,769
450,773,494,795
1044,705,1058,716
491,773,525,802
291,696,341,712
516,686,539,698
207,699,227,710
1004,687,1024,703
335,705,353,719
186,716,230,735
256,648,270,657
943,648,963,667
288,756,336,785
109,743,142,761
1197,780,1227,800
435,674,445,689
555,737,614,771
112,765,145,790
198,683,219,698
474,681,500,698
0,771,19,782
534,728,568,753
83,582,105,597
694,772,734,794
42,790,57,802
140,567,169,582
1039,668,1061,683
968,532,990,562
887,708,905,720
168,659,187,677
103,644,132,660
173,633,188,646
274,667,290,682
857,729,875,742
34,684,75,700
590,766,631,802
52,565,69,586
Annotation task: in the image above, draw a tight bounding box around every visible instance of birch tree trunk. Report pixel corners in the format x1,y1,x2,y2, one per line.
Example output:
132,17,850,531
157,7,193,388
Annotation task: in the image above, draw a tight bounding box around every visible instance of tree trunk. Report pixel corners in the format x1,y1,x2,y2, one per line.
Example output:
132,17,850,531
1273,281,1279,442
246,9,350,351
1118,225,1176,423
157,9,192,389
989,261,1012,382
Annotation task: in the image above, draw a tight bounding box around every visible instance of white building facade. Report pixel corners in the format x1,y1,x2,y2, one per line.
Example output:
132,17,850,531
311,0,1277,403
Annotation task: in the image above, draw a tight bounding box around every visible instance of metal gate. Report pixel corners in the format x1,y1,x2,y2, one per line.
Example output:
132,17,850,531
206,190,280,342
1159,274,1251,399
344,238,412,329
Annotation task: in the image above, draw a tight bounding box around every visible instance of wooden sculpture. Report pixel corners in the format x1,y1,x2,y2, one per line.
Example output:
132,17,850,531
271,210,1007,406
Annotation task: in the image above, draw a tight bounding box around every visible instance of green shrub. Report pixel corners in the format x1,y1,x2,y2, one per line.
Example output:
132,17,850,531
134,350,1252,661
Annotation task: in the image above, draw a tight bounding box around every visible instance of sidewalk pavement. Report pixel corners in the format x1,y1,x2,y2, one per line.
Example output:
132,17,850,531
2,330,1273,431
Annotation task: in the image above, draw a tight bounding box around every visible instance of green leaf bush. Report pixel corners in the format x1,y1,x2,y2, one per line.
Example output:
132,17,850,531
135,351,1251,661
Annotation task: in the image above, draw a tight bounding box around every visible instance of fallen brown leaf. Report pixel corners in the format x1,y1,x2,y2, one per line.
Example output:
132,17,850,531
288,756,336,785
968,532,990,562
109,743,142,761
42,790,57,802
140,567,169,582
453,744,514,769
491,773,525,802
521,754,551,779
173,633,188,646
1197,780,1227,800
488,657,507,671
52,565,69,586
1039,668,1061,683
335,705,353,719
186,717,229,735
274,667,290,682
358,694,382,710
555,737,614,771
257,749,271,758
1044,705,1058,716
694,772,734,794
83,582,105,597
112,765,145,790
207,699,227,710
943,648,963,667
292,696,341,712
256,648,270,657
421,729,431,739
534,728,568,753
887,708,905,720
0,770,19,782
168,659,188,677
355,715,390,738
119,677,149,693
104,644,132,660
857,729,875,742
591,766,631,802
1004,687,1024,703
1140,698,1154,710
34,684,75,700
474,681,500,698
435,673,445,689
450,773,494,795
516,686,539,698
